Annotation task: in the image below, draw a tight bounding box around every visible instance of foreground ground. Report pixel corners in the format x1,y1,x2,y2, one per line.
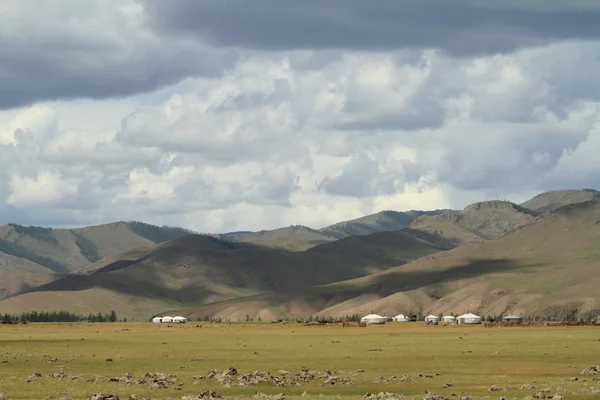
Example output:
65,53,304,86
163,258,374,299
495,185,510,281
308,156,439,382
0,322,599,399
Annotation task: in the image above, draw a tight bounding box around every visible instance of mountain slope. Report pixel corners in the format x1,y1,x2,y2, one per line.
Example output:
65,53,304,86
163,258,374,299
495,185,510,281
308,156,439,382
409,200,537,245
0,222,194,275
319,210,450,239
175,200,600,321
0,230,453,319
521,189,600,213
218,225,335,251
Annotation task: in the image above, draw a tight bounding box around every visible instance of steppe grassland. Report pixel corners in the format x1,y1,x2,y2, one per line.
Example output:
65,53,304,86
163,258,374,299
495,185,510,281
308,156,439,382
0,322,599,399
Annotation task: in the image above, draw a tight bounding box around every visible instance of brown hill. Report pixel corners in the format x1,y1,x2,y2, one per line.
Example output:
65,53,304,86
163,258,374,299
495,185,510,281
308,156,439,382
173,200,600,321
409,200,537,245
521,189,600,213
218,225,334,251
0,230,452,320
319,210,450,239
0,221,194,275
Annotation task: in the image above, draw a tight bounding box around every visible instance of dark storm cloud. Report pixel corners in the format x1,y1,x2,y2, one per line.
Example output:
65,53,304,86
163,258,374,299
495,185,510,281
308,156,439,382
3,0,600,109
144,0,600,56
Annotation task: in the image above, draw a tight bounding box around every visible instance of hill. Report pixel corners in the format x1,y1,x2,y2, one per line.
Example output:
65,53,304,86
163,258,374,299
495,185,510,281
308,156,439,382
319,210,449,239
0,221,194,275
521,189,600,213
409,200,537,245
218,225,335,251
0,229,452,320
174,200,600,321
216,210,451,251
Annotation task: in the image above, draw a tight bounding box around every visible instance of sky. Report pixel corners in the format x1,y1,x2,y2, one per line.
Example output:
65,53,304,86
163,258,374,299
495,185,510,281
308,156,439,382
1,0,600,233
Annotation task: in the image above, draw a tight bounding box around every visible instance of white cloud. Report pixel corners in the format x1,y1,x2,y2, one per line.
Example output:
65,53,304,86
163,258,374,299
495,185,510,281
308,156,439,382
7,171,78,207
2,25,600,231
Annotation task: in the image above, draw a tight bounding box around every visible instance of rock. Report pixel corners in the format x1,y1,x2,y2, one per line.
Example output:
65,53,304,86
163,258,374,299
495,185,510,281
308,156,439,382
128,396,150,400
521,384,535,390
442,383,453,388
581,365,600,375
489,386,502,392
90,394,120,400
105,359,113,362
0,393,6,400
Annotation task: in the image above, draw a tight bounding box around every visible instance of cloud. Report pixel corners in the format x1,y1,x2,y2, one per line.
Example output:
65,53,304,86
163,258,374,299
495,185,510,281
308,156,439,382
145,0,600,56
2,4,600,233
7,171,78,207
0,0,234,109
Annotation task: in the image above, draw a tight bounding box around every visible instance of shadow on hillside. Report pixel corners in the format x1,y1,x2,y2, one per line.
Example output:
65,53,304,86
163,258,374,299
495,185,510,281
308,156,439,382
254,258,533,310
191,257,534,311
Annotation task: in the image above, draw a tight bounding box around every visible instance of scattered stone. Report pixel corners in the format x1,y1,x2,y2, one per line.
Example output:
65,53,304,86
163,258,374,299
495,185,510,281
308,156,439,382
253,392,285,400
0,393,6,400
489,386,502,392
90,394,119,400
442,383,453,388
400,375,412,383
521,384,536,390
581,365,600,375
129,395,150,400
105,359,113,362
422,390,449,400
182,391,223,400
491,351,499,356
363,392,403,400
566,377,578,381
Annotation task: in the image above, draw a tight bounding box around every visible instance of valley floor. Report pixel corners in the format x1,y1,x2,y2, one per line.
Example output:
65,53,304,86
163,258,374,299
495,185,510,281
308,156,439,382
0,322,599,399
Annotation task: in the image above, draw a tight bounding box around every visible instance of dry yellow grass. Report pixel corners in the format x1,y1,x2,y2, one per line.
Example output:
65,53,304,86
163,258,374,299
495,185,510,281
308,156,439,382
1,322,599,399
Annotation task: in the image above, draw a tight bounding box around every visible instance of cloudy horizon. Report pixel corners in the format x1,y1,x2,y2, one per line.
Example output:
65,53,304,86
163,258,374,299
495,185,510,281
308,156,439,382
2,1,600,233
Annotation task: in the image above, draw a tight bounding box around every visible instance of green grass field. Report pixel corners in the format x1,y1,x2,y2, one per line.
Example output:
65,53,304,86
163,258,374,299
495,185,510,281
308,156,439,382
1,322,599,399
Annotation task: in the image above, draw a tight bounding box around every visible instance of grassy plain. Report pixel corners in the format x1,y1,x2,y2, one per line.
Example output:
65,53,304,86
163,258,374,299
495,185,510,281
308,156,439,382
1,322,599,399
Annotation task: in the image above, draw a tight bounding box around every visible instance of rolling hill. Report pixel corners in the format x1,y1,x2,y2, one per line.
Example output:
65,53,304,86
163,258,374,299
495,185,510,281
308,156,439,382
172,200,600,321
0,229,453,320
0,221,195,275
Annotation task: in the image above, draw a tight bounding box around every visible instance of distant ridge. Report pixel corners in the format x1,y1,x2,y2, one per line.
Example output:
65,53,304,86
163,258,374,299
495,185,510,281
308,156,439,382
521,189,600,213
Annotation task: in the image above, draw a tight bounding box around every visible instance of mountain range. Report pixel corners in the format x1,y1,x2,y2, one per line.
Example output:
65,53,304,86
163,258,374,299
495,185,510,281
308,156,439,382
0,189,599,321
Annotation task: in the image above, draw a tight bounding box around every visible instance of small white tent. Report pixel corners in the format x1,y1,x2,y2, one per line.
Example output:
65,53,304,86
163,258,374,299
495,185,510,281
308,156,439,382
457,313,482,324
360,314,387,325
441,315,456,323
152,317,163,323
501,315,522,323
161,316,174,323
173,316,187,323
393,314,409,322
424,315,439,324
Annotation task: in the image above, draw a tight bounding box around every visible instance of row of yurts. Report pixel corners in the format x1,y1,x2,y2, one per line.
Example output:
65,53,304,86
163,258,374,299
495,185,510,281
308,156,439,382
152,315,187,323
361,313,498,325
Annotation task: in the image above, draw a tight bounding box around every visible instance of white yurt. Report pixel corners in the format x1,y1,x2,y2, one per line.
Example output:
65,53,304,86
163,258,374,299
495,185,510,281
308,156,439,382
457,313,482,324
441,315,456,323
151,317,163,323
424,315,439,324
173,316,187,323
161,316,174,323
393,314,409,322
360,314,387,325
501,315,522,323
